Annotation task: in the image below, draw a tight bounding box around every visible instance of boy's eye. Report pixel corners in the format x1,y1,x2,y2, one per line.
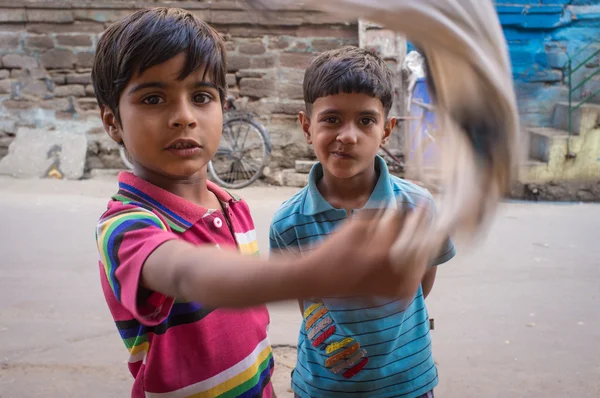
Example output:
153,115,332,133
359,117,376,126
323,117,340,124
193,93,212,104
142,95,164,105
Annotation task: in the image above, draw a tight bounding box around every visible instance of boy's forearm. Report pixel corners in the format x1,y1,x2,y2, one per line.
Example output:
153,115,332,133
142,240,317,308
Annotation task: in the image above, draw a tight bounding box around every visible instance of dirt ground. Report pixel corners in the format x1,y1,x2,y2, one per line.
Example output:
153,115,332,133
1,175,600,397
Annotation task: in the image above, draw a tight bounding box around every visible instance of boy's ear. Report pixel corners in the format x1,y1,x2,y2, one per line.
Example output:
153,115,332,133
381,117,397,146
100,106,123,144
298,111,312,144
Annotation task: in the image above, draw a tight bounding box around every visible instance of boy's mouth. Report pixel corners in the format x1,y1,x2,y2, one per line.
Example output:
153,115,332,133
165,138,202,157
331,151,353,159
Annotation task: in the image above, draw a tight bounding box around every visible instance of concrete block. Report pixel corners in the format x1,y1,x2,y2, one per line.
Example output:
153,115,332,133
553,102,600,135
240,77,276,99
0,119,17,134
56,34,93,47
528,127,569,163
41,49,76,69
281,169,309,187
0,9,26,23
295,160,317,174
0,127,87,179
2,54,38,70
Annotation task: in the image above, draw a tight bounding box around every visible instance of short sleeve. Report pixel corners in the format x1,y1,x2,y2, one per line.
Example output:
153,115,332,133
269,223,287,255
422,195,456,266
96,205,179,326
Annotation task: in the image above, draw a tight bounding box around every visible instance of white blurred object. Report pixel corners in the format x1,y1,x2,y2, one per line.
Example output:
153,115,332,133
251,0,519,274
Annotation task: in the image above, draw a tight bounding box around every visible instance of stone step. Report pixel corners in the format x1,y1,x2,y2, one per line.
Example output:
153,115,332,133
552,101,600,136
528,127,570,163
295,160,317,174
582,74,600,105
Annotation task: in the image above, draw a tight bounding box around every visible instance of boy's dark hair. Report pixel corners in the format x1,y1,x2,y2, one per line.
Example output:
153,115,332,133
303,46,395,115
92,7,227,124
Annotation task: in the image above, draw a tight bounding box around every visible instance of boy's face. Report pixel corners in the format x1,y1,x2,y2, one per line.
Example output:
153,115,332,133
101,52,223,181
299,92,395,180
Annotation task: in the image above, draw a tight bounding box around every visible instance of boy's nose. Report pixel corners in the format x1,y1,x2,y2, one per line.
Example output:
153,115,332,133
336,124,358,145
169,102,197,129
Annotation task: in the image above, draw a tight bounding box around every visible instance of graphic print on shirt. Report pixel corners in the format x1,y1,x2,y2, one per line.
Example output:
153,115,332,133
303,302,368,379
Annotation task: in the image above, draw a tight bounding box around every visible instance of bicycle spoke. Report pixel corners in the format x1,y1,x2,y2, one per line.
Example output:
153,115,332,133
241,122,252,150
222,123,237,151
239,159,254,181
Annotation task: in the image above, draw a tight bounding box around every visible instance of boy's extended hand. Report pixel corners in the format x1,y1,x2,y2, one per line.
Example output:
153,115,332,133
304,206,431,300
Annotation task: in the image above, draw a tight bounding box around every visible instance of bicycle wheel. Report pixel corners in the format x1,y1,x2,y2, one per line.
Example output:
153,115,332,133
119,146,134,170
209,116,271,189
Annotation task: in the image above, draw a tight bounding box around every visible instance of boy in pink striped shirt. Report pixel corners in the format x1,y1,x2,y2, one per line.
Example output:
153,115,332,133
92,7,428,398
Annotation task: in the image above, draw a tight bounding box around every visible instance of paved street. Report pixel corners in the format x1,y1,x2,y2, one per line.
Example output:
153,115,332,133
1,176,599,397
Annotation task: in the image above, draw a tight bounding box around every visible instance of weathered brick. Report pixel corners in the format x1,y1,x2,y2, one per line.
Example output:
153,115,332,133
279,83,304,100
40,98,71,111
41,49,75,69
279,52,314,68
22,80,49,97
0,80,11,94
279,68,305,83
0,9,26,23
0,24,26,33
0,70,9,80
236,70,269,78
56,34,93,47
76,52,95,68
51,74,66,85
291,42,309,52
2,99,38,110
212,10,259,25
54,84,85,97
250,55,276,69
311,38,344,52
225,41,236,51
25,34,54,50
227,55,251,72
26,10,74,24
2,54,38,69
0,33,21,50
77,97,99,111
226,73,237,87
85,85,95,96
268,37,291,50
10,68,47,80
296,25,358,39
27,22,105,34
66,73,92,85
239,77,276,98
238,41,266,55
73,9,133,23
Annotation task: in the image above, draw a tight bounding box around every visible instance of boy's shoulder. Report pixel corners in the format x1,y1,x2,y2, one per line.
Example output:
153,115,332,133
385,173,438,213
270,185,312,230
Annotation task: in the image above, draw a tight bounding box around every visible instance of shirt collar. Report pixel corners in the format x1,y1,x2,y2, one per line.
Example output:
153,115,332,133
112,172,239,232
302,155,396,216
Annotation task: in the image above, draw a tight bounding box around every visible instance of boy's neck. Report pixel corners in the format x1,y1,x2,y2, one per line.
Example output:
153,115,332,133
317,160,379,212
135,167,219,209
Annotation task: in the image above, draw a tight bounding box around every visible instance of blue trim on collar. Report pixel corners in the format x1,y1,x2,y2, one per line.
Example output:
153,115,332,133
302,155,396,216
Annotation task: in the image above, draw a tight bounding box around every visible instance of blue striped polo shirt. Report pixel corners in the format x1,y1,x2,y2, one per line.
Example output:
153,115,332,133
269,155,455,398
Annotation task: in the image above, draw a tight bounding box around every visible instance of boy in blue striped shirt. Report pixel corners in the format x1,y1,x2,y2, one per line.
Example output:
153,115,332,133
269,46,455,398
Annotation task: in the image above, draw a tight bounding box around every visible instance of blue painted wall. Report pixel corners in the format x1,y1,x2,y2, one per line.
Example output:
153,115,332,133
498,1,600,127
408,1,600,127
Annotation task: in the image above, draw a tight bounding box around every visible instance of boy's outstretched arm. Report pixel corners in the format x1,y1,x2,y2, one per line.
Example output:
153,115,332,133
141,209,427,308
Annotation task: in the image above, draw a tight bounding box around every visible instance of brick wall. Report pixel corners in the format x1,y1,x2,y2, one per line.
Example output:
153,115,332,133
497,1,600,127
0,1,358,172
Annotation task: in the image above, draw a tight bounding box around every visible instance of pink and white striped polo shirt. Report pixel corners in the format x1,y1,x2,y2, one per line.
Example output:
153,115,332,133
96,172,273,397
